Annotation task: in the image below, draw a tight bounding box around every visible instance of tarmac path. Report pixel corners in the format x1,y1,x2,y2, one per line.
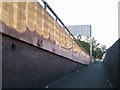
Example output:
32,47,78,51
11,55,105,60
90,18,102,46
47,62,112,88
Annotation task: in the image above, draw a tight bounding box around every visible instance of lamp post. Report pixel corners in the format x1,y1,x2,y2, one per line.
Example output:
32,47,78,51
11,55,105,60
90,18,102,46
90,25,92,64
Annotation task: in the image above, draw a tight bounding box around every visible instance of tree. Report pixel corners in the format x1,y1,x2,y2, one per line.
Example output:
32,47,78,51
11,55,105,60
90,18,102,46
100,45,107,54
91,37,100,51
77,40,90,54
95,47,103,59
77,37,107,60
88,37,100,59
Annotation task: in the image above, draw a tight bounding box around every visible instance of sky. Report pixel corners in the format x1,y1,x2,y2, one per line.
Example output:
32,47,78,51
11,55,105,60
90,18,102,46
38,0,119,49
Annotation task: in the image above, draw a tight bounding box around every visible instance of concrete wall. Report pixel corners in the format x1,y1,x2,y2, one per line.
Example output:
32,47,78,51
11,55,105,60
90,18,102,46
103,39,119,88
2,33,87,88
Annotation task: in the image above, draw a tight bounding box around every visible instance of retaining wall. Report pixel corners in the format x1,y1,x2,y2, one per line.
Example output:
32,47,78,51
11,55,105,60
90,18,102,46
2,33,87,88
103,39,119,88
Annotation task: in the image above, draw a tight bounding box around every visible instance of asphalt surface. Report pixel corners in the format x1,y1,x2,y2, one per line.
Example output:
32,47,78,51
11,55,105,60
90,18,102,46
47,62,112,88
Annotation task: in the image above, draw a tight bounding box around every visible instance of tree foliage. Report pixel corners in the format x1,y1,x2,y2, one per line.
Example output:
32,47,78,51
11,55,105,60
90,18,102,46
77,40,90,54
95,47,103,59
77,37,106,59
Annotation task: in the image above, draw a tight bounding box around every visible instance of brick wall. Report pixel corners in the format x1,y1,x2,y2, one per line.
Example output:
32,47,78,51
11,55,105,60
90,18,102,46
2,33,87,88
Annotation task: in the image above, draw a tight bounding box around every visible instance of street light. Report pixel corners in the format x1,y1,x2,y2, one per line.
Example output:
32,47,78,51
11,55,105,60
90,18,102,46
90,25,92,64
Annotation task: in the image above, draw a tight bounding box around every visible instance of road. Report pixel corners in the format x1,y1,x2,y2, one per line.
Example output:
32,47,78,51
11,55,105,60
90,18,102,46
47,62,112,88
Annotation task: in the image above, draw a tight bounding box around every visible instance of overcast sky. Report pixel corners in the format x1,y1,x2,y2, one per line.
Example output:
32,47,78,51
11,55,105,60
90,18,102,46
38,0,119,48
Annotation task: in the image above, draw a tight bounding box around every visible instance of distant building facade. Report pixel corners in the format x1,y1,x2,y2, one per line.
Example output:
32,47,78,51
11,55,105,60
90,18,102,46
67,25,91,41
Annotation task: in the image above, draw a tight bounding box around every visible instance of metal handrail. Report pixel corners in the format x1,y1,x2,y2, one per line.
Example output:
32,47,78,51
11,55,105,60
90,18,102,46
41,0,89,56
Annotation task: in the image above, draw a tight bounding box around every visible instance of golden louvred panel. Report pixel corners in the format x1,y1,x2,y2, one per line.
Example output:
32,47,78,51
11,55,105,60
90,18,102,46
0,2,2,21
64,33,67,48
75,44,78,53
54,23,59,45
20,2,27,33
53,22,57,43
12,2,18,31
6,3,14,28
79,46,82,53
68,37,72,48
56,24,61,45
52,20,57,41
66,32,70,49
72,41,75,50
75,44,79,53
26,2,37,32
49,17,55,41
54,23,57,42
14,2,27,33
75,44,81,53
54,23,57,44
2,2,11,27
63,32,67,48
76,45,81,53
73,41,77,52
59,28,63,47
57,25,62,46
68,36,73,48
60,29,63,47
73,41,81,53
61,30,66,47
65,33,68,48
36,3,43,36
66,33,72,49
43,12,49,39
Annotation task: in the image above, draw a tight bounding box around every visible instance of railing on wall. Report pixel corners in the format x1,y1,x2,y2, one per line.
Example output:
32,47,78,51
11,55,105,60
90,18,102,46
0,1,90,64
41,0,89,56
